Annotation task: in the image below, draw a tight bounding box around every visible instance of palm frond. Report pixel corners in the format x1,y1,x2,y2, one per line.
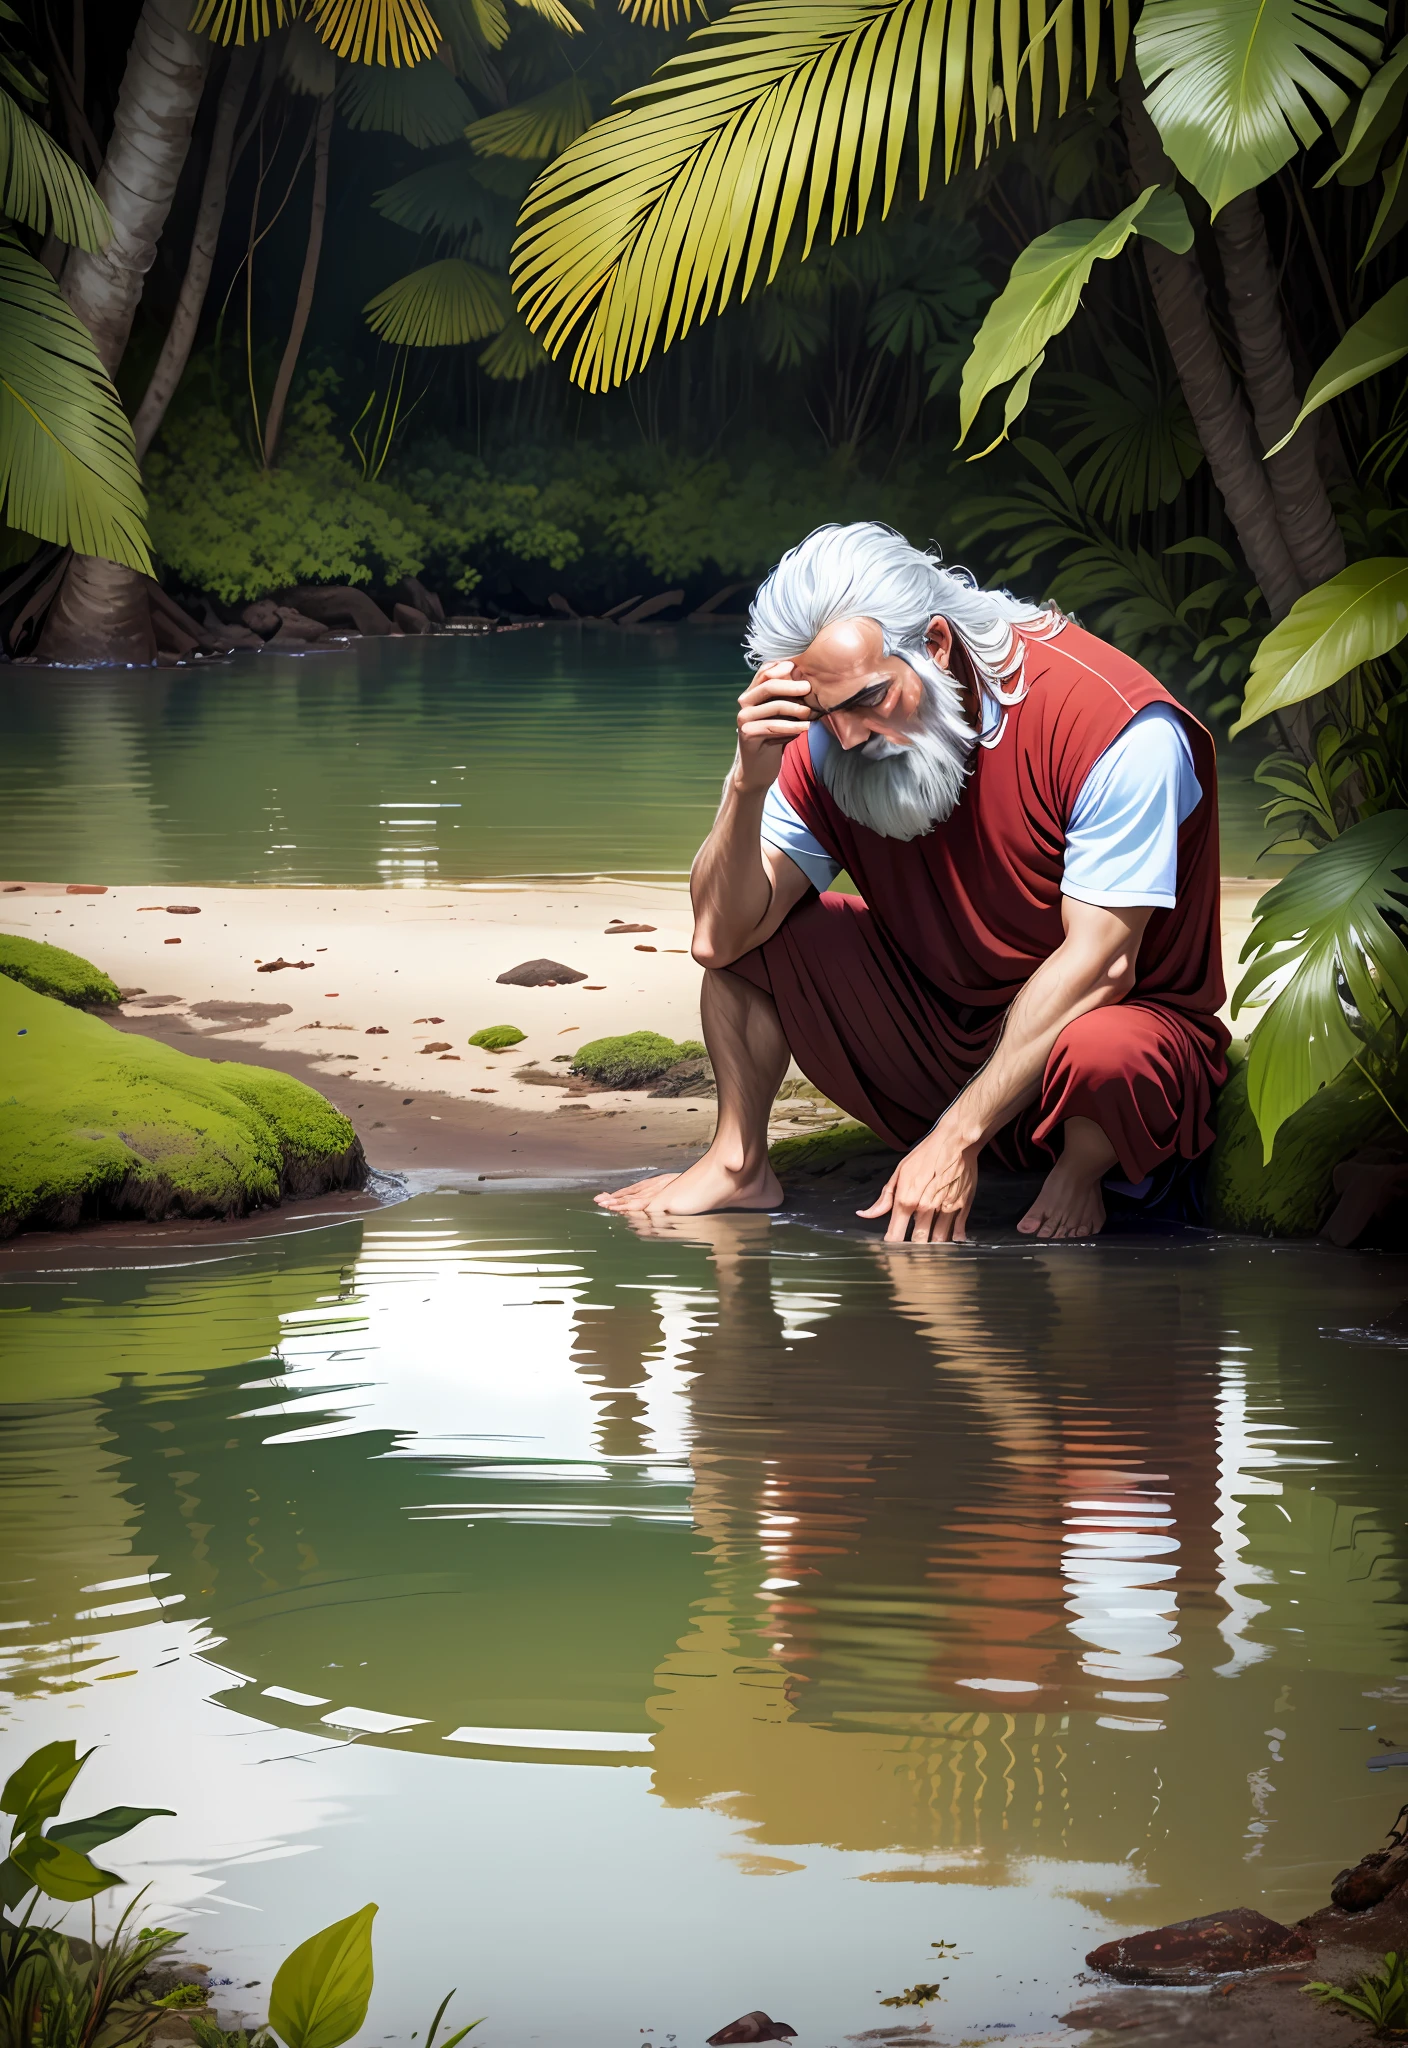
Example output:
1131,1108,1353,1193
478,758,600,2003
1044,344,1202,522
365,256,508,343
478,305,551,374
1136,0,1384,216
375,157,515,258
511,0,1131,393
281,17,339,93
0,238,150,573
1320,29,1408,185
467,77,593,156
193,0,441,63
339,57,475,143
619,0,709,25
1233,809,1408,1158
0,84,110,248
510,0,582,28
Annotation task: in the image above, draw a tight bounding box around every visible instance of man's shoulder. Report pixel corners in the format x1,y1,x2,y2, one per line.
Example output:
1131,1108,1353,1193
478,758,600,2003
1023,619,1175,722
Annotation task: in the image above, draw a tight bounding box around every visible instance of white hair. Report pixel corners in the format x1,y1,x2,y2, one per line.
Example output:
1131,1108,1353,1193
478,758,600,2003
745,520,1052,691
744,522,1057,841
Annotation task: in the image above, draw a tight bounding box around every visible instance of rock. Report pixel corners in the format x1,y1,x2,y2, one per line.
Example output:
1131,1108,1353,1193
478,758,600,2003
707,2015,797,2045
394,602,431,635
420,1041,452,1052
275,606,329,642
548,593,578,618
647,1059,715,1099
218,621,265,649
496,959,588,987
284,585,394,636
242,600,282,637
166,904,201,914
1086,1907,1315,1984
1329,1835,1408,1911
366,1026,388,1035
66,883,107,895
605,922,655,934
395,575,444,623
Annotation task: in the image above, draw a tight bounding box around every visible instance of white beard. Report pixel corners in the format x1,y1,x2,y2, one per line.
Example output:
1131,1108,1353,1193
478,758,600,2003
817,649,977,842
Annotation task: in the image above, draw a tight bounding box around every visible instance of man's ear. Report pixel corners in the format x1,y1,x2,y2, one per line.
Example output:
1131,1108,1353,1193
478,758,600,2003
926,615,954,669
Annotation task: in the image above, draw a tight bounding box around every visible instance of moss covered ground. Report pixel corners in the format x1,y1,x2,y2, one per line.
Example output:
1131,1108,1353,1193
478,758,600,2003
0,932,121,1007
1,975,366,1237
572,1031,707,1088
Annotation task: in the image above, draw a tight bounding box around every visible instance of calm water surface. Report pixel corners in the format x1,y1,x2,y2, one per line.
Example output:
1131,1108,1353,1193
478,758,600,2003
2,1194,1405,2043
0,631,1277,885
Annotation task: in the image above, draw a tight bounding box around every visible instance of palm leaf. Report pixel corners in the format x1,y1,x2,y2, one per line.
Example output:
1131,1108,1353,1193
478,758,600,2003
1136,0,1384,217
478,305,551,374
339,58,475,143
509,0,582,28
956,185,1191,452
375,158,514,258
467,78,593,156
619,0,708,23
1265,277,1408,457
1232,555,1408,733
364,256,508,342
1046,348,1202,522
0,84,110,248
1233,809,1408,1158
1320,29,1408,184
0,240,150,573
511,0,1131,393
281,17,340,93
1361,130,1408,261
192,0,441,65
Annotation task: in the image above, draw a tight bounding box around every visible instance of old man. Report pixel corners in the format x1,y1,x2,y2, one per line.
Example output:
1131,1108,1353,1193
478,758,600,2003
598,522,1226,1241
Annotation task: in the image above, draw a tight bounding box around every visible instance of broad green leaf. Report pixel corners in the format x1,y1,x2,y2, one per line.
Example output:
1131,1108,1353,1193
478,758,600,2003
10,1832,120,1902
1135,184,1195,251
269,1904,377,2048
956,187,1173,449
1361,131,1408,262
2,1741,90,1837
339,59,473,147
1136,0,1383,215
1265,277,1408,456
0,86,110,248
0,1855,31,1910
512,0,1131,393
192,0,441,67
1232,557,1408,733
1321,30,1408,182
49,1807,176,1856
1233,810,1408,1158
0,239,152,573
467,79,594,159
365,258,508,345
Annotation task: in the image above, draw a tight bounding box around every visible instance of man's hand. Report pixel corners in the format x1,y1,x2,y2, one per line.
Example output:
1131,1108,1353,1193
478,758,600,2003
734,660,815,792
857,1126,980,1243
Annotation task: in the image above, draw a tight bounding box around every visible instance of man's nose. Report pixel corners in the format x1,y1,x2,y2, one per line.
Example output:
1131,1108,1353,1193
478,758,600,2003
827,710,872,750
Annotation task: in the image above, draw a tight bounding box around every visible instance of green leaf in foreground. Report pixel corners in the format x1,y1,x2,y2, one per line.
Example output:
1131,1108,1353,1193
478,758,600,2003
0,84,111,247
1233,810,1408,1159
49,1806,176,1855
10,1831,121,1901
1232,557,1408,734
269,1903,377,2048
2,1739,91,1836
1265,278,1408,457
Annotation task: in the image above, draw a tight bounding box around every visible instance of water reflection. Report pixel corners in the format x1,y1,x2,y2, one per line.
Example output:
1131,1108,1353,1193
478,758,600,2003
1,1197,1405,2036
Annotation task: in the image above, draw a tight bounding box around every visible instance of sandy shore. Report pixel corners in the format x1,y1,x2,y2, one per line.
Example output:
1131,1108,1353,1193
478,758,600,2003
2,872,1271,1178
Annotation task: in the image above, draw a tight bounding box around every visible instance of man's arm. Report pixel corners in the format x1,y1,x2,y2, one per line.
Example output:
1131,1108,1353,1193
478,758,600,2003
860,896,1153,1243
691,661,816,968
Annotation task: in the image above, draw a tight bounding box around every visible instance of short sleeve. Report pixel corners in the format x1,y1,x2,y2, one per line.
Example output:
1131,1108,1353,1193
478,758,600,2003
1062,702,1202,910
761,780,842,892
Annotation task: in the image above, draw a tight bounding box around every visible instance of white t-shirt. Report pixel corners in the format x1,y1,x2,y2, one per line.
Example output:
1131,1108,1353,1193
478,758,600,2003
760,695,1201,909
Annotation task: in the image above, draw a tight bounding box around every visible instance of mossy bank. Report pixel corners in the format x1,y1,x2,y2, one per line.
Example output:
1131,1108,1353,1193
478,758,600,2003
1,972,366,1238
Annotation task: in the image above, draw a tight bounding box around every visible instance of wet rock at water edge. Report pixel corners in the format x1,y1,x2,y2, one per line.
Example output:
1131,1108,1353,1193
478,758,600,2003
241,600,282,637
1086,1906,1315,1983
395,574,444,623
707,2014,797,2045
394,602,432,635
496,958,588,987
282,584,395,636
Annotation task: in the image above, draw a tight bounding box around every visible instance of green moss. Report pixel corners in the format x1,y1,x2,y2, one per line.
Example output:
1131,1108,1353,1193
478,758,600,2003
1205,1062,1391,1236
468,1024,526,1050
769,1120,888,1178
1,976,365,1238
0,933,121,1008
570,1031,706,1088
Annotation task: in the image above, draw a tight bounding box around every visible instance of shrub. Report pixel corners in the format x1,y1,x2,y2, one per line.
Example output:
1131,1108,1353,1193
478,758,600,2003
468,1025,526,1050
0,934,120,1007
571,1031,705,1088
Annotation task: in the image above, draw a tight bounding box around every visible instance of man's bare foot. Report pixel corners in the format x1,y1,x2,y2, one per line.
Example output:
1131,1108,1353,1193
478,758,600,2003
594,1149,783,1216
1017,1116,1117,1240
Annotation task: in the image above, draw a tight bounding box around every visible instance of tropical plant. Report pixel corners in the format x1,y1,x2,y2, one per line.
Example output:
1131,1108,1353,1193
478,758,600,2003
1,1742,172,1915
1306,1949,1408,2031
0,1900,182,2048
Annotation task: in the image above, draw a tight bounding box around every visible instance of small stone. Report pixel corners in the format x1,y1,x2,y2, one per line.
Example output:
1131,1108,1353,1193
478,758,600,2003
496,958,588,987
164,937,181,944
256,958,314,973
605,922,655,934
1085,1907,1315,1984
65,884,106,894
241,600,282,637
707,2015,797,2046
421,1041,453,1052
366,1026,388,1034
166,905,201,914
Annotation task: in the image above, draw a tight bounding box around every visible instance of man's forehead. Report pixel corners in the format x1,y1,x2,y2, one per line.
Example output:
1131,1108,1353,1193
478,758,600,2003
798,615,885,673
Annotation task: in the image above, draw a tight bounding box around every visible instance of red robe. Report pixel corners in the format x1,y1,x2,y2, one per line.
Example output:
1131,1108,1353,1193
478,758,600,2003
728,620,1228,1180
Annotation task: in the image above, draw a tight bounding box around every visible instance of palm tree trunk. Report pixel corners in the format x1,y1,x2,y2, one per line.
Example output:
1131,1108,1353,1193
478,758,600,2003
1213,189,1347,590
132,44,256,463
37,0,211,665
262,94,334,469
1119,79,1304,622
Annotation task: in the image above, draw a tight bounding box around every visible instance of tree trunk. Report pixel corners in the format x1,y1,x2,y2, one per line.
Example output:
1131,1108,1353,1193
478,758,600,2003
1119,79,1305,622
1214,189,1347,590
262,94,334,469
36,0,210,664
132,44,256,463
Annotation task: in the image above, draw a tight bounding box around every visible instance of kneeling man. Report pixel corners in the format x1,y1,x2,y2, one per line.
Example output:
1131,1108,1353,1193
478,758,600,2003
598,522,1227,1241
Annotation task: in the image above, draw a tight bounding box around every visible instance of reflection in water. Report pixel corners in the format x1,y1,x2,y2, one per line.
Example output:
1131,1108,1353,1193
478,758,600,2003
1,1197,1405,2042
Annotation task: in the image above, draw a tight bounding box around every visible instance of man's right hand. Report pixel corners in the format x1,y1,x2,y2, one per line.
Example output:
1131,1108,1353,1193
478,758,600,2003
734,660,815,793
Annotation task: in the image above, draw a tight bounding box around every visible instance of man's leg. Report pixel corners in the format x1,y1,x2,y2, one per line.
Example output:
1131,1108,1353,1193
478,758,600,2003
594,968,788,1215
1017,1116,1117,1239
